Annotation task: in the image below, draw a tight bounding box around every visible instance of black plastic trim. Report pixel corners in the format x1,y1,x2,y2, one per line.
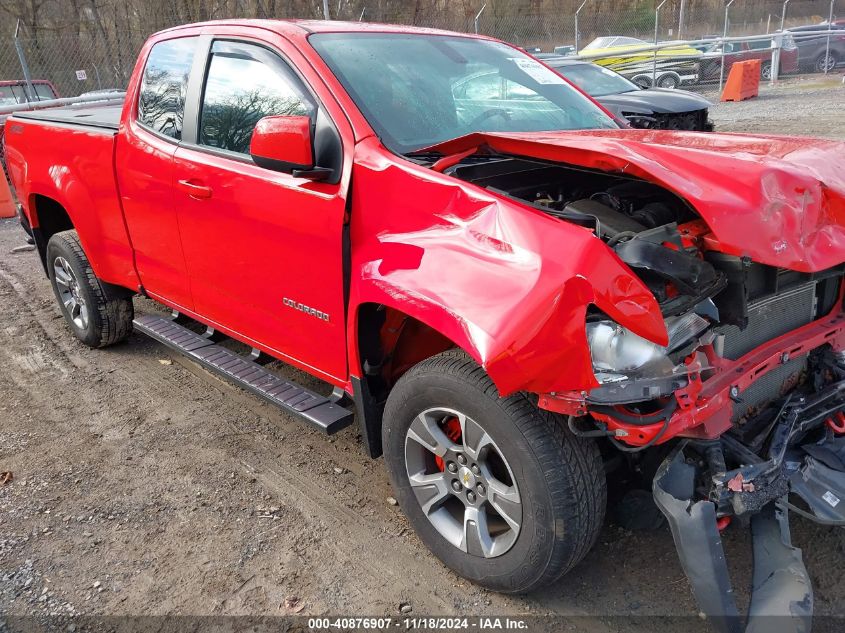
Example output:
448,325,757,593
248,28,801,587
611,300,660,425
180,34,213,146
351,375,384,458
30,227,49,276
8,114,118,135
654,442,813,633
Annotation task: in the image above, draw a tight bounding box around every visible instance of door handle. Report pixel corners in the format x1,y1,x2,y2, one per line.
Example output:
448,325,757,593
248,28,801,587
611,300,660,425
177,179,212,200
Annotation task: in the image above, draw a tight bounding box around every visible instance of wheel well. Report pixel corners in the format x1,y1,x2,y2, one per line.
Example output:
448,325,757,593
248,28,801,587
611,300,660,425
30,195,73,271
354,303,456,458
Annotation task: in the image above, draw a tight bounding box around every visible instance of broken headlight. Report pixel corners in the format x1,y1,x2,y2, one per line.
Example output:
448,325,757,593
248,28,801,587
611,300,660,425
586,312,710,384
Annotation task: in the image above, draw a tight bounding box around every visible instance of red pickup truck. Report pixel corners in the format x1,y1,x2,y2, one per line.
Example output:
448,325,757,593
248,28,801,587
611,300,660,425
5,20,845,628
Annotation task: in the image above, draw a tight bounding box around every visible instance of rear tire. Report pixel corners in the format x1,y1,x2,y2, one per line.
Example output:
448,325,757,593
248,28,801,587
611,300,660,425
382,350,606,593
814,51,838,73
760,61,772,81
46,229,133,348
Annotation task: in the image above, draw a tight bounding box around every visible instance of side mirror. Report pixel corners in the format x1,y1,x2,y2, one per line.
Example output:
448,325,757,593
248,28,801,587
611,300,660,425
250,115,331,181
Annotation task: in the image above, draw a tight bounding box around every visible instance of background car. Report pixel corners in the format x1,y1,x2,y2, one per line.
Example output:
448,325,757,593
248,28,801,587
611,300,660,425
579,36,701,88
698,35,799,81
0,80,60,185
787,22,845,72
0,79,59,106
539,56,713,131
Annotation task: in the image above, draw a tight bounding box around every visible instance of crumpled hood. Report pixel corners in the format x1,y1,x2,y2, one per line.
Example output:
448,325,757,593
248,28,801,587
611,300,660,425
425,129,845,272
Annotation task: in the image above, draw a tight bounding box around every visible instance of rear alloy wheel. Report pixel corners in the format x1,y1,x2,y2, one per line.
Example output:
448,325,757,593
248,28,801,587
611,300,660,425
383,350,606,593
760,61,773,81
53,256,89,330
46,229,134,348
815,52,838,73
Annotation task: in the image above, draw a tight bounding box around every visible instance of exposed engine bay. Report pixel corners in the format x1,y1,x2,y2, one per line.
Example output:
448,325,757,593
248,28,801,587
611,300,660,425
450,156,728,318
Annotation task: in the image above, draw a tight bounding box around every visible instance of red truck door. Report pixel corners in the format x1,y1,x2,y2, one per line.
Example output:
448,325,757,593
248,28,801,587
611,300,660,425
171,39,348,383
115,36,199,309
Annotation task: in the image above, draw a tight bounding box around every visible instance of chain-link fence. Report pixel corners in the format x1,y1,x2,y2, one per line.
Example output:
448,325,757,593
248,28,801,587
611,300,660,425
0,30,147,98
0,0,839,99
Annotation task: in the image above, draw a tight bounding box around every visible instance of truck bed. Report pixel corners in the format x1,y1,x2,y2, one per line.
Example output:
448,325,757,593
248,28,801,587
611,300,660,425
5,100,135,288
11,103,121,131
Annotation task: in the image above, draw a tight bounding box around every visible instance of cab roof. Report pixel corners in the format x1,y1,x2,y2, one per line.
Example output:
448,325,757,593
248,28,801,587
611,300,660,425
159,18,478,39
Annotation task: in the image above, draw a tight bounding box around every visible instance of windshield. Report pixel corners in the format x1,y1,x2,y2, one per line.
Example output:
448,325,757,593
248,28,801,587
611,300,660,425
310,33,616,154
552,63,638,97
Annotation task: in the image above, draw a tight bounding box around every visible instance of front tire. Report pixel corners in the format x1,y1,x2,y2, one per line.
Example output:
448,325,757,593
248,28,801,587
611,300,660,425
382,350,606,593
46,229,133,348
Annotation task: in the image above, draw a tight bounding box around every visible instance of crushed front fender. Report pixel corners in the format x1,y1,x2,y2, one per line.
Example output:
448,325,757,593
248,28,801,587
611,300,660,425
349,137,667,396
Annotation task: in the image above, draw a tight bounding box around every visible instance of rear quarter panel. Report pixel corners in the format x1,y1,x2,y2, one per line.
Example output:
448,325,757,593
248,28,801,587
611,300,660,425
4,117,138,289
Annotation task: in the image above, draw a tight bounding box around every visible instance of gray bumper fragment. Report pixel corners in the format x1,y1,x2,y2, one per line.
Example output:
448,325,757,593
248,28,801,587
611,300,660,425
746,503,812,633
653,441,813,633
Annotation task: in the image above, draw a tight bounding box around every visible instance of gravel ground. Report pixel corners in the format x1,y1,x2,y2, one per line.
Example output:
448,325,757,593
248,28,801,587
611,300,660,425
1,78,844,631
707,73,845,139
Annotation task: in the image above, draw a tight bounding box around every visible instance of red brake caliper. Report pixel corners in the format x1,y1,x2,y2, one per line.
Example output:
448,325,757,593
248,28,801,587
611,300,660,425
435,417,463,471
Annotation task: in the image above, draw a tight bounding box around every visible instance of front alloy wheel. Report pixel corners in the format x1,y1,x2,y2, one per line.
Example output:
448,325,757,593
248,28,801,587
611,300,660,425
383,350,606,593
405,408,521,558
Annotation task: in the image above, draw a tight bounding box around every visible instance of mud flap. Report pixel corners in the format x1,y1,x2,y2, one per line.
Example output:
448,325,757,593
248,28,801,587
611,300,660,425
653,441,812,633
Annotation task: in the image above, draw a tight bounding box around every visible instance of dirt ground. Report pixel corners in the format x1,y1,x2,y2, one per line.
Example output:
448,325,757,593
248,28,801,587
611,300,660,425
1,77,844,631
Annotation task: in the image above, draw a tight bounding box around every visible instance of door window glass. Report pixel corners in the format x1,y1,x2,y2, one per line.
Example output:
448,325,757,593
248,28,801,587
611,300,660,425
34,83,57,101
199,41,314,156
138,37,198,139
0,85,21,105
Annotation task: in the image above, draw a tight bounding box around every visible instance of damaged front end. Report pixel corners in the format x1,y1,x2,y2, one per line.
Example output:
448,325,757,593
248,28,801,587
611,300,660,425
427,143,845,632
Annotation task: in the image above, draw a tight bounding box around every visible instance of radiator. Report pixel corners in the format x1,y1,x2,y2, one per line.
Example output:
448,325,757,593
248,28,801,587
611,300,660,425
719,282,817,420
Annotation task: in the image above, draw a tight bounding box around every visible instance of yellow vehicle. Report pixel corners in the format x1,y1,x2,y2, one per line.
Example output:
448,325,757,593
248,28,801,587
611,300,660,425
581,36,702,88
